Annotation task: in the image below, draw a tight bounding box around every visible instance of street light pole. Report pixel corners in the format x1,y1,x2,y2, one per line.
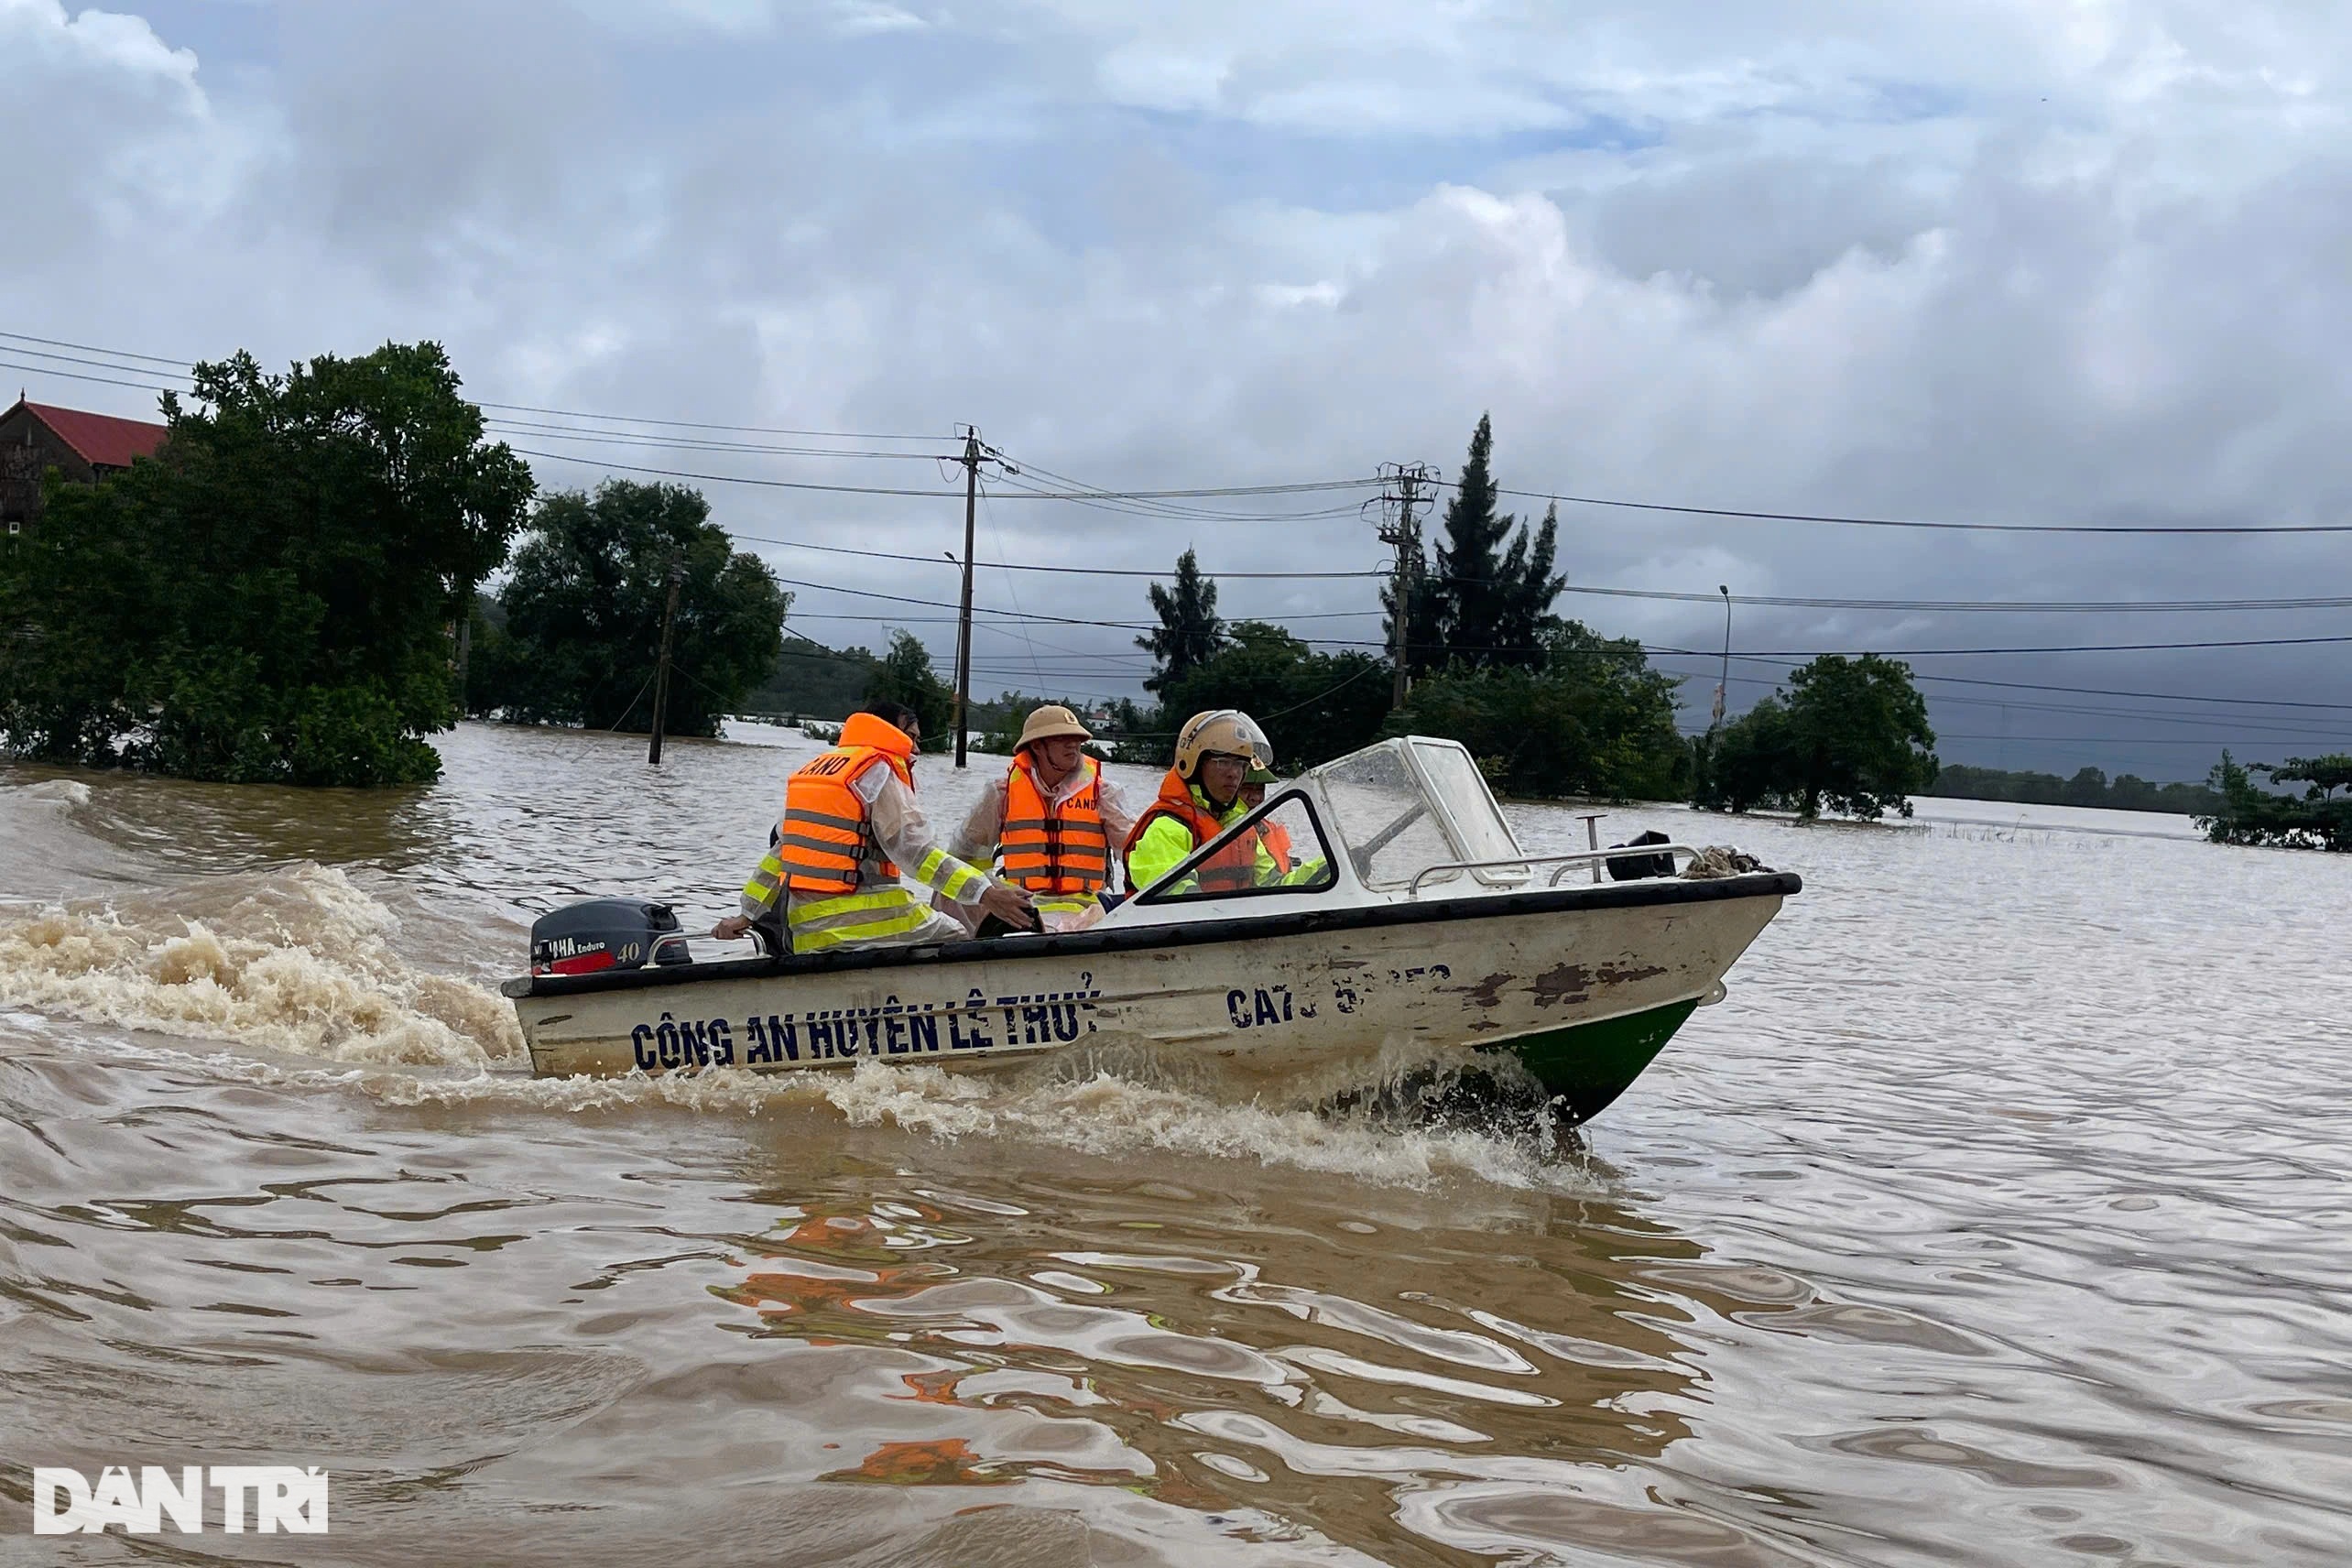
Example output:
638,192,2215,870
1714,584,1731,729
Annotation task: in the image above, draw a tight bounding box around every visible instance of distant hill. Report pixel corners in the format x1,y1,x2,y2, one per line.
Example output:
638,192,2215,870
737,637,879,721
735,636,1117,736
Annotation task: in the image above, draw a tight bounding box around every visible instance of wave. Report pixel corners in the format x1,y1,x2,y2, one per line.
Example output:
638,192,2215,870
0,861,523,1067
255,1050,1588,1192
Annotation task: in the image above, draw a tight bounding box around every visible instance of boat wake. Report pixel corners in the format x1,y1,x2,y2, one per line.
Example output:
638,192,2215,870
0,860,524,1067
0,773,1589,1191
349,1056,1594,1192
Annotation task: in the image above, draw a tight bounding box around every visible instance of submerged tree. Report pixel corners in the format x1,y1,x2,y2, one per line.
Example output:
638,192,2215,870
2266,754,2352,799
1697,653,1937,820
0,343,533,786
1138,548,1225,693
477,480,789,737
2199,750,2352,851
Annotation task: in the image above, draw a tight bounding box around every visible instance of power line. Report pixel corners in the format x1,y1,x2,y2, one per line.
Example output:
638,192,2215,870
1460,479,2352,536
977,479,1047,694
737,534,2352,616
755,532,2352,612
731,532,1386,580
775,573,2352,681
1684,655,2352,712
0,357,181,395
985,452,1368,523
6,364,2339,615
1558,584,2352,615
1705,633,2352,657
0,329,944,442
1649,663,2352,739
478,405,936,442
0,331,191,369
17,324,2352,535
480,419,949,461
517,447,1374,505
1926,733,2352,746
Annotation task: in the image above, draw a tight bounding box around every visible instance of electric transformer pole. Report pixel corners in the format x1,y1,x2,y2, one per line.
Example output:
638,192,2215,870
1374,461,1438,709
948,427,1017,768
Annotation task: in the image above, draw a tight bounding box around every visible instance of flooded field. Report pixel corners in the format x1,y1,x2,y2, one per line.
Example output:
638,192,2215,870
2,721,2347,1565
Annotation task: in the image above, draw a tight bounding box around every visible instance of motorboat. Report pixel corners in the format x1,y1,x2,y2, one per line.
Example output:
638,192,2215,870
500,737,1798,1124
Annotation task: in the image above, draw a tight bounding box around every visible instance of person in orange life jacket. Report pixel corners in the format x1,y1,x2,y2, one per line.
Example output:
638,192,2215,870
1123,710,1283,894
713,702,1035,953
947,705,1138,932
1239,763,1294,875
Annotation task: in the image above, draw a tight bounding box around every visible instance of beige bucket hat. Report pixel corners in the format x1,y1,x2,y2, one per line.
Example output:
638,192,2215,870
1016,704,1094,750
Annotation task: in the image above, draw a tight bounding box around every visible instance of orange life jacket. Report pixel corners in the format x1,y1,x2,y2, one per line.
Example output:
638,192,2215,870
1125,768,1258,893
774,713,919,894
1000,752,1110,895
1259,819,1295,876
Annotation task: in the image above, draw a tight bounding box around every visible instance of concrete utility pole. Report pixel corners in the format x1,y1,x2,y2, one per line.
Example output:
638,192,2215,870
648,560,683,766
948,427,1018,768
1374,461,1438,709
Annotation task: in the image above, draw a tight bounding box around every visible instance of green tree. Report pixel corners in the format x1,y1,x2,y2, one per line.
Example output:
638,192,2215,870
866,630,953,750
2061,766,2109,808
2266,754,2352,798
1382,531,1443,681
975,692,1114,757
1694,696,1797,814
1395,622,1688,800
1698,654,1937,819
1138,548,1225,693
1931,761,2221,816
1420,415,1563,673
2200,750,2352,852
1487,501,1567,671
1147,621,1389,771
478,481,788,736
0,343,532,785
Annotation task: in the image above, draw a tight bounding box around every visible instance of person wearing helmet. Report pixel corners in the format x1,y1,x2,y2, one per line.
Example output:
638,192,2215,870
1122,710,1282,895
948,704,1138,931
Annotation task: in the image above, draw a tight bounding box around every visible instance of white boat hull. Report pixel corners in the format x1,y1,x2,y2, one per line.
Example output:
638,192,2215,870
512,875,1793,1122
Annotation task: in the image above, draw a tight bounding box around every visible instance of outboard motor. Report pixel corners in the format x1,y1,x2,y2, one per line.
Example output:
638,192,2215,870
529,898,692,976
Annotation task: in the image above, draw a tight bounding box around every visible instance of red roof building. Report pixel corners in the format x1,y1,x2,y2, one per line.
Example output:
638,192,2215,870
0,396,169,535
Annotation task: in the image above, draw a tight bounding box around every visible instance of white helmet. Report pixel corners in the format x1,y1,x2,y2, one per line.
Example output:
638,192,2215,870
1173,710,1272,778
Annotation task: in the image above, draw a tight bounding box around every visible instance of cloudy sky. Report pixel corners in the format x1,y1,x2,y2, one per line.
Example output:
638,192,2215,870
7,0,2351,779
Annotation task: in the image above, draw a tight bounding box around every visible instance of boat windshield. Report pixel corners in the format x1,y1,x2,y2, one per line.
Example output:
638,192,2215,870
1308,738,1528,891
1133,791,1339,906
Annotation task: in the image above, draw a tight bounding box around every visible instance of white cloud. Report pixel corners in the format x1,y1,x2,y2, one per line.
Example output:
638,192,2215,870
7,0,2352,770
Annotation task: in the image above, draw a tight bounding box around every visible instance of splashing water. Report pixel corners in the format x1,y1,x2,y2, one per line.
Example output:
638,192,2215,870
0,862,522,1066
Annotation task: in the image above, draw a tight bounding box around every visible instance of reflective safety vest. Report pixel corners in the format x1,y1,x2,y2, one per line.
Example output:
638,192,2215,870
1000,753,1110,897
773,714,918,895
1124,768,1258,894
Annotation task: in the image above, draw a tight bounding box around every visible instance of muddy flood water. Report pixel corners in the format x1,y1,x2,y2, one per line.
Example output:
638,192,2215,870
2,721,2347,1565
